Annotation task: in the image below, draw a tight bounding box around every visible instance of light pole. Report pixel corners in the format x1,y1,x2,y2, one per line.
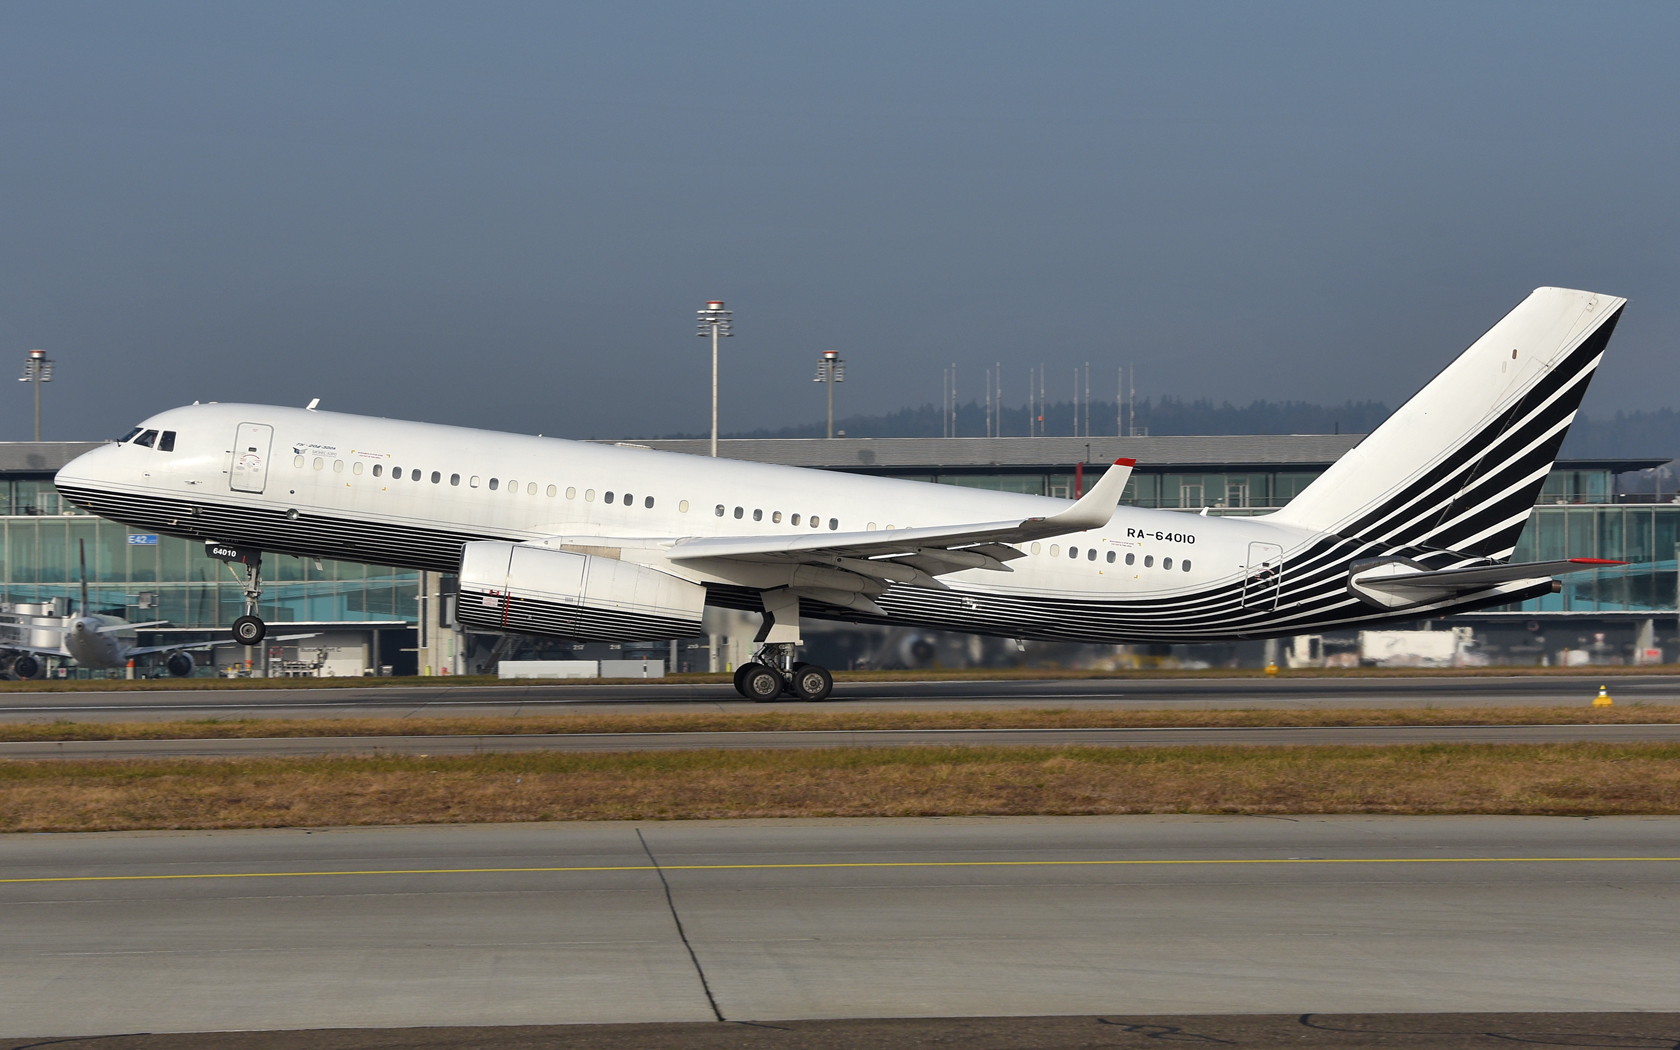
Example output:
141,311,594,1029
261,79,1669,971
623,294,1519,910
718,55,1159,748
18,349,52,441
696,301,732,457
814,350,845,438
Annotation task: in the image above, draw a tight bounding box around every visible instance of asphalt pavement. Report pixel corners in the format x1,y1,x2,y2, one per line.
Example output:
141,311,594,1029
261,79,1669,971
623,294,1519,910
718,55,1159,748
3,816,1677,1037
0,673,1673,723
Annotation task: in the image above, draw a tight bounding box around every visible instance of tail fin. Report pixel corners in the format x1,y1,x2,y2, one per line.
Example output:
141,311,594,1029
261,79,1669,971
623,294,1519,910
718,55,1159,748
1270,287,1625,558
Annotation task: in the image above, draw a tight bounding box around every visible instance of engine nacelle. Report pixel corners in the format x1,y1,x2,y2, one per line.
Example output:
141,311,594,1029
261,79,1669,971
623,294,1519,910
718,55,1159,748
166,651,196,677
11,654,41,680
455,541,706,642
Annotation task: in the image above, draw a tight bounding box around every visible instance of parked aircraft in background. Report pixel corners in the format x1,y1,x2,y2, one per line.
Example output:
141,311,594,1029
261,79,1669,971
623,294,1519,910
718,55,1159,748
55,287,1624,700
0,541,312,678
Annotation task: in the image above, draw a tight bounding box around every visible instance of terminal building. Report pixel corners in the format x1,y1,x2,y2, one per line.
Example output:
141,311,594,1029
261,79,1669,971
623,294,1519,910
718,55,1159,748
1,436,1675,675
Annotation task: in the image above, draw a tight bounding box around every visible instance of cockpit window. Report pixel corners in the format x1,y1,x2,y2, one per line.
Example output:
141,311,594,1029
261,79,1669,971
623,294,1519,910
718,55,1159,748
118,427,144,443
133,430,158,448
158,431,176,452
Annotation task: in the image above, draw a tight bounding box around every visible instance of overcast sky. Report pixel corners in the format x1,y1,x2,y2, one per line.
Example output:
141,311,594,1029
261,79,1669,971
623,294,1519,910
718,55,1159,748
2,2,1676,441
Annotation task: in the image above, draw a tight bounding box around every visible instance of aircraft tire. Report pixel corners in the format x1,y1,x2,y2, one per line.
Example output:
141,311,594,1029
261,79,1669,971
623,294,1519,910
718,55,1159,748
790,663,833,702
231,615,266,647
732,662,757,697
742,665,785,703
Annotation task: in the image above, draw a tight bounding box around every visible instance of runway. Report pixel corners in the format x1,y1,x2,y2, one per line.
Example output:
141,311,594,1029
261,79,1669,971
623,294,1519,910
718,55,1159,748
7,721,1680,760
3,816,1677,1037
0,673,1672,723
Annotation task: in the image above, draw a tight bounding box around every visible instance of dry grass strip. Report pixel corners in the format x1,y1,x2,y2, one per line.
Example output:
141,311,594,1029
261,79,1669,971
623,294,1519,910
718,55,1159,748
3,743,1677,833
4,664,1679,692
5,704,1678,742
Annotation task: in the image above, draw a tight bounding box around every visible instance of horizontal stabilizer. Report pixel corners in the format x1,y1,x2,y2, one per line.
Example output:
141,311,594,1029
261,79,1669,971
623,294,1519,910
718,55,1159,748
1349,557,1621,609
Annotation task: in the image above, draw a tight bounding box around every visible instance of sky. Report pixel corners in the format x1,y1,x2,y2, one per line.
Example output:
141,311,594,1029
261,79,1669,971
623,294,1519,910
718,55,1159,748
2,1,1676,441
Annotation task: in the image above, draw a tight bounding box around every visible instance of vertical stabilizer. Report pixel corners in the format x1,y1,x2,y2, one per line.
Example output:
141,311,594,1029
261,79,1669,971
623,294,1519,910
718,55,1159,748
1270,287,1624,558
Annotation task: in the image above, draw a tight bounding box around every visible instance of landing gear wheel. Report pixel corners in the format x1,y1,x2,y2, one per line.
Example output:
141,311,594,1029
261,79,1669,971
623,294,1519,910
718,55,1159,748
790,663,833,702
231,615,267,646
742,665,785,703
732,662,759,697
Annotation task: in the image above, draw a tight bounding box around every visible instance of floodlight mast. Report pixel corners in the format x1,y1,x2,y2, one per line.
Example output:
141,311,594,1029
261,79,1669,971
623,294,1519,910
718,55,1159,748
18,349,52,441
814,350,845,438
696,301,733,457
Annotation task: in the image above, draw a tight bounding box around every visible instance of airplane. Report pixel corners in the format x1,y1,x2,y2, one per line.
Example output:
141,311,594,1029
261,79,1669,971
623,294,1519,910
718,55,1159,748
53,286,1624,701
0,540,314,679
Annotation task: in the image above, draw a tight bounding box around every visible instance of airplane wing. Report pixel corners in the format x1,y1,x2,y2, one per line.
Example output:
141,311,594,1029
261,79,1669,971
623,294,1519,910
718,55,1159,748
667,459,1134,578
0,619,170,636
0,642,67,658
124,632,321,657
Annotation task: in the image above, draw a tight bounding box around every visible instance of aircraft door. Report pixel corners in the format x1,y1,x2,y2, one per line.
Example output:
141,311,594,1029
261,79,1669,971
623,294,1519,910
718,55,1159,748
1242,542,1284,610
230,423,274,493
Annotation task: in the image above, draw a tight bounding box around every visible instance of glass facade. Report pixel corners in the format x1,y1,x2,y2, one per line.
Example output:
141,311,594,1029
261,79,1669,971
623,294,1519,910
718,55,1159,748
0,515,418,626
1502,504,1680,612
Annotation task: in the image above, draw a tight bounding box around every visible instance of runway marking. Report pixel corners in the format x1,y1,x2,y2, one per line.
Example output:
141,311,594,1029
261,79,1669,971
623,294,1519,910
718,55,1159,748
6,856,1680,885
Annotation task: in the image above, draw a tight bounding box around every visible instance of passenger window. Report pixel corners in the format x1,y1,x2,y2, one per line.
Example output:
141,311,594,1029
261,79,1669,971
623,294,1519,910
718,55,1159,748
811,515,821,528
1144,555,1154,568
488,478,498,490
1125,552,1134,565
715,504,725,516
734,507,743,519
791,514,801,525
605,491,614,503
313,458,324,470
509,479,518,493
753,509,762,521
584,488,594,501
1068,547,1078,559
373,464,383,478
829,518,838,530
528,482,537,495
679,500,689,512
1163,557,1173,570
645,496,654,509
294,455,305,468
1106,550,1115,563
393,466,403,479
353,462,364,475
622,492,632,504
451,474,461,486
333,459,343,473
1182,559,1192,572
1030,542,1041,554
867,523,877,531
158,431,176,452
1088,549,1097,561
469,475,479,487
1050,545,1060,557
134,430,158,448
546,485,556,497
567,487,577,499
432,471,441,484
772,511,782,523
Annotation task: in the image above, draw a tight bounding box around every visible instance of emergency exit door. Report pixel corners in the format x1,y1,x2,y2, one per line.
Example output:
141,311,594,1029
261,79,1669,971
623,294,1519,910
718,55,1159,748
1242,542,1284,610
230,423,273,493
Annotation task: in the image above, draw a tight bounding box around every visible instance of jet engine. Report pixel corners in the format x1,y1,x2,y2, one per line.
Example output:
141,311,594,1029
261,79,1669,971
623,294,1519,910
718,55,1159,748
455,541,705,642
11,654,40,680
166,651,196,677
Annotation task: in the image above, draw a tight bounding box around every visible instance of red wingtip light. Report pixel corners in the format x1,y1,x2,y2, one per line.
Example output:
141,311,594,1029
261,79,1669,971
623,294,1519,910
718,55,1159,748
1114,457,1136,467
1569,558,1627,565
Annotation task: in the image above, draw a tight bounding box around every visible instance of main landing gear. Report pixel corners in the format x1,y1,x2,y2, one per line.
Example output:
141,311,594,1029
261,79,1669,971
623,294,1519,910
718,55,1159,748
729,588,835,703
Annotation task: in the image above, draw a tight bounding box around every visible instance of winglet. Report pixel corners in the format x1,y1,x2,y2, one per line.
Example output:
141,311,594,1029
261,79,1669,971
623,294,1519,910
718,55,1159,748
1038,458,1134,532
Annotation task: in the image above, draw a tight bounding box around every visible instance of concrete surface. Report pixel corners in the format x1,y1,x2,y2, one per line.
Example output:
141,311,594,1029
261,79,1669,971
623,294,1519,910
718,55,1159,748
2,816,1677,1036
7,721,1680,760
1,673,1675,723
